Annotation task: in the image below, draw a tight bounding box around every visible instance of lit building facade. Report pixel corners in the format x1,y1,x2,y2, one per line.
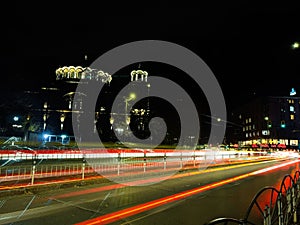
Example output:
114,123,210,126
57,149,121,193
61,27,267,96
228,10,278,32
228,95,300,150
108,69,151,142
22,66,152,145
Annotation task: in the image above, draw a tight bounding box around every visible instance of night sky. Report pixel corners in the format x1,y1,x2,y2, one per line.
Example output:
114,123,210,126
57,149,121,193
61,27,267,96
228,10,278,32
3,2,300,112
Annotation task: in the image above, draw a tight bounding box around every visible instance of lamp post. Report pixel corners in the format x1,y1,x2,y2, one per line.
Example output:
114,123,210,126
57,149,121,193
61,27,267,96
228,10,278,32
60,113,65,131
124,93,136,128
110,115,114,130
43,102,49,131
291,42,299,50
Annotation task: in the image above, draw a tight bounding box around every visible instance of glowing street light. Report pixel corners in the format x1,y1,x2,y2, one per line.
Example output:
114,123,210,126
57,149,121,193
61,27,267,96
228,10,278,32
128,93,136,101
291,42,299,49
124,93,136,128
60,114,65,130
124,93,136,114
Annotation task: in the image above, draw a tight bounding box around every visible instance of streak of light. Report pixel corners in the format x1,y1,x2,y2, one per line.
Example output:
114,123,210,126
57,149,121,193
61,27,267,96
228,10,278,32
51,158,283,199
75,159,300,225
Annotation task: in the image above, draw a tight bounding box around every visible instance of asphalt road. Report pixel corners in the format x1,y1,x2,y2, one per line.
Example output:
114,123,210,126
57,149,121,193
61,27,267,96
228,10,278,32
0,159,299,225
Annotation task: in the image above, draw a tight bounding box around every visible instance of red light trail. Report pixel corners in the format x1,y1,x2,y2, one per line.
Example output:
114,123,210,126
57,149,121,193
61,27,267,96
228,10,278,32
75,159,300,225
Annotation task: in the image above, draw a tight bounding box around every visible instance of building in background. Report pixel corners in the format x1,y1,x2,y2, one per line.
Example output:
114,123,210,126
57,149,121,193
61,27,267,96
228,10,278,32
228,90,300,150
0,65,154,146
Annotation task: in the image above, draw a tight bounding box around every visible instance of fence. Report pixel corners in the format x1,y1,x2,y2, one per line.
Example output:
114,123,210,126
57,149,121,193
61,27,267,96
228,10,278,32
205,171,300,225
0,149,274,185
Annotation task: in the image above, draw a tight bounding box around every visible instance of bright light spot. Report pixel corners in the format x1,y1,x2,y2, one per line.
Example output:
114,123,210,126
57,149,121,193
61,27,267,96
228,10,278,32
217,118,221,122
12,124,22,128
129,93,136,100
290,88,296,96
61,135,67,139
13,116,19,121
292,42,299,49
43,134,49,139
264,116,269,121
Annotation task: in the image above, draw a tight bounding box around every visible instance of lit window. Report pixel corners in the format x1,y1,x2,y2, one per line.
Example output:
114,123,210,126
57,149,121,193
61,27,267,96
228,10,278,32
290,114,294,120
253,124,255,129
290,106,294,111
243,127,245,131
253,132,255,136
290,140,298,146
239,114,242,119
246,119,248,124
249,133,252,137
249,118,251,123
248,125,251,130
246,133,248,138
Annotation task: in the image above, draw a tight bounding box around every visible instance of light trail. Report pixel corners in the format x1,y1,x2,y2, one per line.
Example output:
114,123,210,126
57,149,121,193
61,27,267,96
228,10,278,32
75,159,300,225
0,157,274,191
51,158,282,199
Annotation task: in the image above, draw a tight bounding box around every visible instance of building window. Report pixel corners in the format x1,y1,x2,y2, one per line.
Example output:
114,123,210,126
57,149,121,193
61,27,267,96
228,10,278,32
290,114,295,120
290,106,294,112
246,133,248,138
290,140,298,146
246,119,248,124
252,124,255,129
249,118,251,123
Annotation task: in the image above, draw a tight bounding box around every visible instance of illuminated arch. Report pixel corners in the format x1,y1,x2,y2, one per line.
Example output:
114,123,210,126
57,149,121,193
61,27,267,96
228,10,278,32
69,66,76,78
130,69,148,82
62,66,69,78
75,66,83,79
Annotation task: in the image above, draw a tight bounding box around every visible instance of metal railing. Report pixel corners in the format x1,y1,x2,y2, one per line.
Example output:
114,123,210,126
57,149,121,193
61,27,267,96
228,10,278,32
205,171,300,225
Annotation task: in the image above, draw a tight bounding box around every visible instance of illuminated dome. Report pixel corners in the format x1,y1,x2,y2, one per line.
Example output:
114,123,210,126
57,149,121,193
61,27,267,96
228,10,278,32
56,66,112,84
130,69,148,82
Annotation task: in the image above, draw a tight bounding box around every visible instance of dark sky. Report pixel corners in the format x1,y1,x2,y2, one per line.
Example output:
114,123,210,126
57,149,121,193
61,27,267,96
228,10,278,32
3,2,300,112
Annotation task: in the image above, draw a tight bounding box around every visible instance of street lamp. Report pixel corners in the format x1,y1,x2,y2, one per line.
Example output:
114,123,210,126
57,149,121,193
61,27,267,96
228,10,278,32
291,42,299,50
110,115,114,130
60,114,65,130
43,102,49,131
124,93,136,129
124,93,136,115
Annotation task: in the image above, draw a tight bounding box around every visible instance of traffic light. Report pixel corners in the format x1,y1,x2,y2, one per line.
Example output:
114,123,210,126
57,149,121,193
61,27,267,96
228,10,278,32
280,120,286,128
